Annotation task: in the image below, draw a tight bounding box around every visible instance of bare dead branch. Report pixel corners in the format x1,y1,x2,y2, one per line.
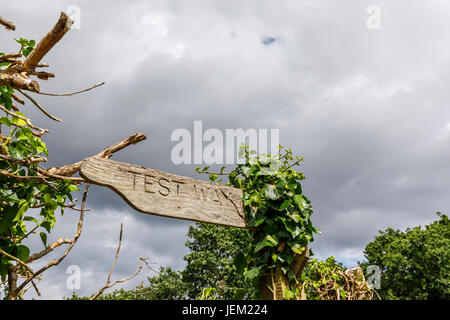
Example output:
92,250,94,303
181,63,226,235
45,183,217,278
11,93,25,105
96,133,147,159
27,238,73,263
37,82,106,97
90,223,124,300
0,16,15,31
17,89,62,122
46,133,147,177
36,167,85,182
89,225,155,300
22,277,42,297
23,12,73,70
27,70,55,80
90,261,145,300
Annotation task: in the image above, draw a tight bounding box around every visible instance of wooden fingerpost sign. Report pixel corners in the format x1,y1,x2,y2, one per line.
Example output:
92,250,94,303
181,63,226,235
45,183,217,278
79,157,247,228
79,157,289,300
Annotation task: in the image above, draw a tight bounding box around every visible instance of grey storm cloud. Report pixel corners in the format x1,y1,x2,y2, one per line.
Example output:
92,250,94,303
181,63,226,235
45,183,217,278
1,0,450,298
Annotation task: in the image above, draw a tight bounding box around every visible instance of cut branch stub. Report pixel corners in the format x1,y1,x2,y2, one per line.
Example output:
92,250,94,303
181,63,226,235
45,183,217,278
79,157,248,228
23,12,73,71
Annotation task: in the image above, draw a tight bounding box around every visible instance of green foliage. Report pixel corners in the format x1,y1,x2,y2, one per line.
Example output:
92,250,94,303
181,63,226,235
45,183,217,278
301,257,346,299
301,257,376,300
197,145,319,297
182,223,253,299
15,38,35,57
360,212,450,300
0,38,78,285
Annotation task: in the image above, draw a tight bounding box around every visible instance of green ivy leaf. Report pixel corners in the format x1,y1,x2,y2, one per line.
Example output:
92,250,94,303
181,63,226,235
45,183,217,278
244,266,262,281
233,252,246,274
294,194,308,210
262,184,281,200
15,245,30,263
0,116,12,127
39,232,47,246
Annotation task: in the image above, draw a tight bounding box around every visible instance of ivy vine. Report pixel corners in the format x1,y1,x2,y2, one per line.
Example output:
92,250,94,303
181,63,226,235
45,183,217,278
197,145,320,298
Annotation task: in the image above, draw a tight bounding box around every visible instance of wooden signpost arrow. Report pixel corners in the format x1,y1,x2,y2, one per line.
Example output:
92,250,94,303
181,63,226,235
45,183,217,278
79,157,248,228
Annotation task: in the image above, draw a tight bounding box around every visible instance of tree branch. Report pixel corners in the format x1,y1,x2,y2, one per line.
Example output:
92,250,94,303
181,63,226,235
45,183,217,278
27,238,73,263
0,16,15,31
37,82,106,97
0,103,49,136
90,223,124,300
16,183,89,294
90,222,149,300
17,89,62,122
0,248,35,277
0,73,40,92
45,133,147,176
23,12,73,71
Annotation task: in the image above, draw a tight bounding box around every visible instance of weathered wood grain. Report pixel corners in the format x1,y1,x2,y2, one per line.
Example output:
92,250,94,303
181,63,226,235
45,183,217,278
79,157,248,228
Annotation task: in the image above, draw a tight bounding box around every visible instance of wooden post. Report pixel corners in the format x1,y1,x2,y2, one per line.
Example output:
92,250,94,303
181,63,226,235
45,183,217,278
260,265,290,300
260,247,310,300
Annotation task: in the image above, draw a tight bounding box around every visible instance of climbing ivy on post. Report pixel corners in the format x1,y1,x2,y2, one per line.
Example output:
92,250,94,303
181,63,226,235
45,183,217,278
197,145,320,299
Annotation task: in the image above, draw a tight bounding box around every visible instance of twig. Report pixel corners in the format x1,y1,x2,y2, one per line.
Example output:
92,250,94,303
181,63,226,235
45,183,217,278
0,170,48,181
0,53,22,62
89,226,153,300
90,259,146,300
0,103,49,136
30,280,41,296
16,183,89,294
0,154,47,165
135,280,144,299
108,223,123,283
90,223,124,300
17,89,62,122
0,16,15,31
37,82,106,97
22,276,42,297
27,237,73,263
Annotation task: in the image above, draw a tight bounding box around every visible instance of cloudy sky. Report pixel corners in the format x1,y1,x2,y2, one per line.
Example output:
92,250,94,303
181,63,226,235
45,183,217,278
1,0,450,299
